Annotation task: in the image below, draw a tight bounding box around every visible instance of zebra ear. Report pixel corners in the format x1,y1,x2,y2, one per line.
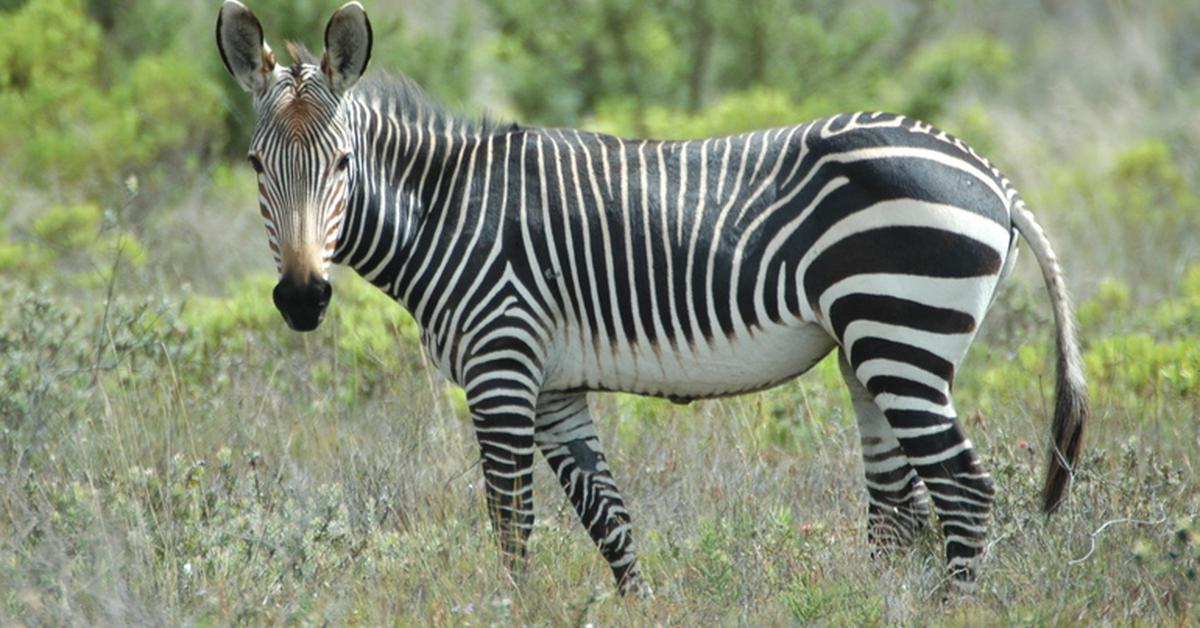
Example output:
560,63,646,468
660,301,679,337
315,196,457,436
322,1,372,96
216,0,276,94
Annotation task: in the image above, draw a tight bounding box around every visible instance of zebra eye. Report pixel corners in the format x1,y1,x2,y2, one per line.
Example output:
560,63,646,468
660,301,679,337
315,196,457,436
335,154,351,173
247,154,265,175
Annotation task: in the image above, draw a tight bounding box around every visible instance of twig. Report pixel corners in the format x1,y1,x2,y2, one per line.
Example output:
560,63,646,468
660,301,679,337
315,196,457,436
1068,516,1166,566
444,458,482,491
91,235,124,386
983,527,1012,557
91,183,138,385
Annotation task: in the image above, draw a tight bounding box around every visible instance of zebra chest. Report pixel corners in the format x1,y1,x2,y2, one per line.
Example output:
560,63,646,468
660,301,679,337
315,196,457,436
419,330,457,382
414,292,525,386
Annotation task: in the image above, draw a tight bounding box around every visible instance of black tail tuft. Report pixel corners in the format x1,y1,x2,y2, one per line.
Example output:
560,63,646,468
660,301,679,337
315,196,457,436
1041,315,1088,513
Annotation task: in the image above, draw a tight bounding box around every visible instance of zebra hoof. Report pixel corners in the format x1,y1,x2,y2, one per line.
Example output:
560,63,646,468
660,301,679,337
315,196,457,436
939,576,978,606
618,574,654,599
941,560,979,602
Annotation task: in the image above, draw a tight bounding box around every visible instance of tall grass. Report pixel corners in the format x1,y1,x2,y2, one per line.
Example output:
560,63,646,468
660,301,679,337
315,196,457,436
0,265,1196,624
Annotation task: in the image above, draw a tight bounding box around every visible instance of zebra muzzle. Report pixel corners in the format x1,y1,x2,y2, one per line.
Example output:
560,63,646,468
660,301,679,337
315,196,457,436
272,273,332,332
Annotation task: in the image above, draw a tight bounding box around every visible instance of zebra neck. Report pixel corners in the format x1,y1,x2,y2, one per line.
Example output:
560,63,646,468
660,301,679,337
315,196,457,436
333,104,480,315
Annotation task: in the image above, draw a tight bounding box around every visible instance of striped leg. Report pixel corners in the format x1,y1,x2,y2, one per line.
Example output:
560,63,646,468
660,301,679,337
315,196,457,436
845,348,996,588
839,352,931,552
534,392,650,597
831,282,999,587
884,404,994,588
468,376,538,574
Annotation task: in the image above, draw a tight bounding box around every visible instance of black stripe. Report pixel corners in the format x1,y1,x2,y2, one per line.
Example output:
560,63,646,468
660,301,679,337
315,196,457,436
828,293,976,339
884,409,966,458
669,143,697,348
544,134,601,350
882,409,954,431
841,155,1009,226
649,143,678,350
686,142,718,345
630,143,659,347
804,227,1002,305
847,337,955,383
865,375,948,406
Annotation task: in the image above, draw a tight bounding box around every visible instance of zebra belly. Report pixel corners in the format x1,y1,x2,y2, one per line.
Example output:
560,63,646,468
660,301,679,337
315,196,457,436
544,321,837,400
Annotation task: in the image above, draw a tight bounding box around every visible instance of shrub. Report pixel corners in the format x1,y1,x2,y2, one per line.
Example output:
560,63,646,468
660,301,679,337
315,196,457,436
0,0,225,197
1035,140,1200,297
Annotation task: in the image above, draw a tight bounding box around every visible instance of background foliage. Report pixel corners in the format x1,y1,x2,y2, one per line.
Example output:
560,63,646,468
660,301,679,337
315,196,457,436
0,0,1197,624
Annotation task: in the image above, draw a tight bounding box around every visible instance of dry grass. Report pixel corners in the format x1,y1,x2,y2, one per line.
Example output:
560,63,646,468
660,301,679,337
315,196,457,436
0,282,1195,625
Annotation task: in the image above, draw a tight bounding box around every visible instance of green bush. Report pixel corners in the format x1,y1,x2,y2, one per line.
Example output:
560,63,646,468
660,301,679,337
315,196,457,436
0,201,147,288
177,269,425,406
1153,264,1200,335
593,87,826,140
1035,140,1200,297
32,203,150,281
1077,277,1133,337
0,0,226,197
960,267,1200,424
898,33,1013,122
489,0,1010,136
318,272,424,402
179,274,284,352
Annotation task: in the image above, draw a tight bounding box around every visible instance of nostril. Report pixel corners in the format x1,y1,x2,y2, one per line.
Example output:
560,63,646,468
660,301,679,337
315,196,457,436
311,274,332,308
273,281,291,312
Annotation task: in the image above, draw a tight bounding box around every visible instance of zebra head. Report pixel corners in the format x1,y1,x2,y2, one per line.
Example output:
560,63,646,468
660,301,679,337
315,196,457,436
217,1,372,331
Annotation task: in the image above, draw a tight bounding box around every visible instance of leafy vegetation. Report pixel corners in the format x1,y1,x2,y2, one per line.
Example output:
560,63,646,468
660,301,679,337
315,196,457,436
0,0,1197,624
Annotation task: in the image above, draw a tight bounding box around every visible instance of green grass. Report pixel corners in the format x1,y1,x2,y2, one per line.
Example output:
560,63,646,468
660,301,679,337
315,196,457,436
0,271,1196,625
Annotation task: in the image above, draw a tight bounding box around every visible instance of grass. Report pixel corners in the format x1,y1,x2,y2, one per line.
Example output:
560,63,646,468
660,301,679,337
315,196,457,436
0,271,1196,626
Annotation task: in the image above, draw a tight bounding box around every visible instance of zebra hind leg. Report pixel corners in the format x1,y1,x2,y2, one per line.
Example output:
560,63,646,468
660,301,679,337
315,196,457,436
534,392,652,598
838,352,931,554
829,275,999,590
891,407,994,591
862,372,996,590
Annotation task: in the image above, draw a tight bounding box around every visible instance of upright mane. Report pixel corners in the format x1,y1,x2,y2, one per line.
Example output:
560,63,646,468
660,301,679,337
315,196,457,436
285,41,320,72
284,42,511,135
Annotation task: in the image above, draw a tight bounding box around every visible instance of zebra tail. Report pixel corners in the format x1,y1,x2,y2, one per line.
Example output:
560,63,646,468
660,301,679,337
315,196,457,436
1011,202,1089,514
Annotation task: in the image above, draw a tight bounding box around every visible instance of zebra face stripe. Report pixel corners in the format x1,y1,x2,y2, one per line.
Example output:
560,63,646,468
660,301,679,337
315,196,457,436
248,63,353,281
240,59,359,332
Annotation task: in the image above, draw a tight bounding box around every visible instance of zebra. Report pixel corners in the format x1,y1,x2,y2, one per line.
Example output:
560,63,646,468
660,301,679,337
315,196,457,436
217,1,1088,596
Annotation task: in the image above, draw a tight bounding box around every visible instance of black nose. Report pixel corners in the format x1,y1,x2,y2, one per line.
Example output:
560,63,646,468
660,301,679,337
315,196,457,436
272,273,332,332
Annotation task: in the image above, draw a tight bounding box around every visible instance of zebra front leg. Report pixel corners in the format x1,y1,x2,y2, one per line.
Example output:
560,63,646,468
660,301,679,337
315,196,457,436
469,384,538,577
838,352,931,553
534,392,651,598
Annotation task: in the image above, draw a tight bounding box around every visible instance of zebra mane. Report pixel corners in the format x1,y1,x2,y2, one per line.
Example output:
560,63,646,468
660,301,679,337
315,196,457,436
284,41,320,73
283,42,510,136
356,72,512,135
